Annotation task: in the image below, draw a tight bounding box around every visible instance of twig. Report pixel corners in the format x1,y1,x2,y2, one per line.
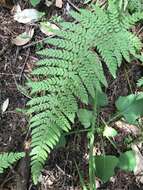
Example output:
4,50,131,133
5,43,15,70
0,44,9,56
0,73,20,76
19,48,30,81
22,37,54,49
67,0,80,12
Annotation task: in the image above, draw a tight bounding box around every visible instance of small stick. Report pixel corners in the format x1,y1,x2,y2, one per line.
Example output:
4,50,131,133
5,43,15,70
67,0,80,12
19,48,30,81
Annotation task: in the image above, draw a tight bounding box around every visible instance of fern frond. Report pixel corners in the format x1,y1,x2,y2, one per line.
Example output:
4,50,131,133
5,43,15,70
27,1,143,184
128,0,143,13
0,152,25,173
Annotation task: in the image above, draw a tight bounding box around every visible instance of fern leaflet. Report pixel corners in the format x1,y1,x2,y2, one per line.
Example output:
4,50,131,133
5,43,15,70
0,152,25,173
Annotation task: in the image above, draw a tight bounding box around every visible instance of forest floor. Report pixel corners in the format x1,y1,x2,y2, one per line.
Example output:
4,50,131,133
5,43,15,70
1,0,143,189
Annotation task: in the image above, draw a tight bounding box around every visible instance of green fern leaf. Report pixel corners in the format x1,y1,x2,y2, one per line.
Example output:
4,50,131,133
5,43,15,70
27,1,143,184
0,152,25,173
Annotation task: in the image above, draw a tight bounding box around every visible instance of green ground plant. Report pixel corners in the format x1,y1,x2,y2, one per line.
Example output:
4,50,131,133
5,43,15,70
27,0,143,184
0,152,25,173
30,0,42,6
1,0,143,187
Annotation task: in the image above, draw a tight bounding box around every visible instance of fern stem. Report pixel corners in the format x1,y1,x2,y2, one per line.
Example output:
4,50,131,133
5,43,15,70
74,160,88,190
88,102,97,190
124,67,133,94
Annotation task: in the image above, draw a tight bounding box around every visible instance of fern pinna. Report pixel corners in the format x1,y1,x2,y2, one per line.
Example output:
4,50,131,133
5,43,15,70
127,0,143,12
0,152,25,173
27,1,143,184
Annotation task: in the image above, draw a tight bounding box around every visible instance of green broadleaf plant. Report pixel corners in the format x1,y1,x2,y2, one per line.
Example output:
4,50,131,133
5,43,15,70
116,93,143,124
95,155,119,182
77,109,93,128
30,0,41,6
103,125,118,138
95,150,136,182
96,91,108,108
118,150,136,171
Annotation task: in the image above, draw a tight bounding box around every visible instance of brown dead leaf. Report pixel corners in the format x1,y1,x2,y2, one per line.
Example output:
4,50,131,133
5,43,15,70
40,22,59,36
55,0,63,8
115,120,141,136
132,144,143,183
14,9,44,24
12,28,34,46
1,98,9,113
11,4,21,15
45,0,53,7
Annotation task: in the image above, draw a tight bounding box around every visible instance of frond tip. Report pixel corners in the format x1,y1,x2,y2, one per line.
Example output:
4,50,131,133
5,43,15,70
0,152,25,173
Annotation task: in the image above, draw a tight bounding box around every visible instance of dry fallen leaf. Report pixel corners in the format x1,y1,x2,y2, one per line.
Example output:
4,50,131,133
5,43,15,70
12,28,34,46
11,4,21,15
14,8,44,24
45,0,53,7
55,0,63,8
1,98,9,113
40,22,59,36
115,120,141,136
65,3,71,14
132,144,143,183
